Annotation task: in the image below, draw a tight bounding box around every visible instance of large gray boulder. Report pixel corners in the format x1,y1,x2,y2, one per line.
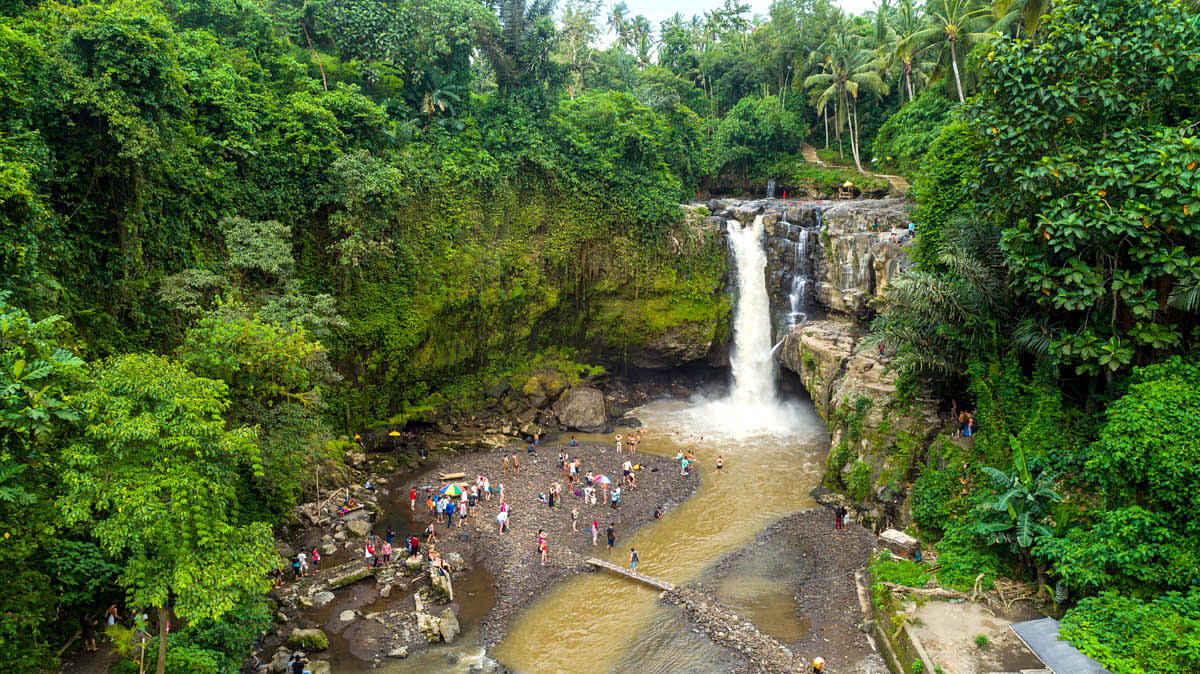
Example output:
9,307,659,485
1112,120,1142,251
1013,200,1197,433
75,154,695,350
439,607,461,643
346,519,371,537
286,628,328,651
311,591,335,608
553,386,609,433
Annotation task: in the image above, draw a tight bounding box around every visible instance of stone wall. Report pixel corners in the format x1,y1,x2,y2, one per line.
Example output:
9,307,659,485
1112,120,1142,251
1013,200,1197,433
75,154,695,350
776,318,942,528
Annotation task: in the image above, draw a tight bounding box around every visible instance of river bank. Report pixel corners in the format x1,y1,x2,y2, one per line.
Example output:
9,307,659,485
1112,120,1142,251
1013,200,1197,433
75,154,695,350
261,440,697,670
680,509,887,674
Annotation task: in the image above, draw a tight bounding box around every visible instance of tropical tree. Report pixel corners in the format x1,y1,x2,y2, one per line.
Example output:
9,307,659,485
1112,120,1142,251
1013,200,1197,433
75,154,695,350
974,437,1061,593
629,14,654,68
557,0,603,98
887,0,934,102
917,0,989,103
804,28,888,170
606,1,629,50
59,354,274,674
479,0,561,93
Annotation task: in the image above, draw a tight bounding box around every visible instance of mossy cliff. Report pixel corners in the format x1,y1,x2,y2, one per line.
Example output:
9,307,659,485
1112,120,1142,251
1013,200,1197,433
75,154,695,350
325,190,731,431
777,320,941,526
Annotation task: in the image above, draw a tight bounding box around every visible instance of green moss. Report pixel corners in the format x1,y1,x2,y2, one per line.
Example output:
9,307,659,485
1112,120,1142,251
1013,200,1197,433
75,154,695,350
848,460,873,502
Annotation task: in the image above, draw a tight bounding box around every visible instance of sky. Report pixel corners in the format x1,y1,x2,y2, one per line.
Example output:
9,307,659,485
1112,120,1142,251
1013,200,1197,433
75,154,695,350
620,0,879,28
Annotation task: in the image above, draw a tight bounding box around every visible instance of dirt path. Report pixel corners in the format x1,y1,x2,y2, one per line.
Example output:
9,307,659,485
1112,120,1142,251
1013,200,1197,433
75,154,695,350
909,599,1044,673
801,143,911,195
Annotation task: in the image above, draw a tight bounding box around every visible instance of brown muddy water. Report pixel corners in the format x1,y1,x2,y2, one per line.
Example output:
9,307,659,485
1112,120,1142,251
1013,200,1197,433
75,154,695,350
489,393,829,673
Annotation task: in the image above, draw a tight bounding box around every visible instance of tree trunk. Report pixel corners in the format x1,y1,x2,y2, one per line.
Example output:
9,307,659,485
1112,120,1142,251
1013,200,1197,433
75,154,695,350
950,38,965,103
301,22,328,92
850,97,863,172
823,109,829,149
156,607,168,674
904,63,914,102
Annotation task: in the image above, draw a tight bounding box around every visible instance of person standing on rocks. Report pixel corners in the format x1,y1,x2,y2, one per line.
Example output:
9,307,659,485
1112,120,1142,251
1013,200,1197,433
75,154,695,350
311,547,320,573
606,523,616,551
298,551,309,578
497,507,509,534
410,487,417,511
386,526,395,546
483,476,492,501
444,500,456,531
584,483,596,505
716,456,724,474
498,482,505,503
572,507,579,531
512,451,520,475
834,505,847,531
425,522,438,545
615,433,622,453
381,539,392,564
622,459,633,485
591,520,599,546
504,454,510,475
610,485,621,510
539,532,549,566
629,547,639,571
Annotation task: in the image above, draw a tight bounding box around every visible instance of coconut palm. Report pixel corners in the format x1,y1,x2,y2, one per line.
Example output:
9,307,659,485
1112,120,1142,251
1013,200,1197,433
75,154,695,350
629,15,655,68
986,0,1053,42
917,0,990,103
607,1,630,51
888,0,935,102
479,0,559,92
804,29,888,170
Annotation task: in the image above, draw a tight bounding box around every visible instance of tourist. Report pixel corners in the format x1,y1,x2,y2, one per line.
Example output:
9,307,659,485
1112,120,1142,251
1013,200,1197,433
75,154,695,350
584,484,596,505
534,432,540,449
80,613,97,653
558,448,567,472
629,547,639,571
654,505,664,519
497,508,509,534
409,487,416,511
835,505,846,531
611,485,621,510
105,604,118,629
572,507,579,531
716,455,724,473
628,471,636,490
553,482,562,509
591,520,600,546
381,539,392,564
615,433,623,453
504,454,510,475
483,476,492,501
512,452,520,475
289,653,307,674
527,439,536,454
292,556,301,579
426,495,436,517
444,500,456,530
386,526,395,545
569,436,578,447
425,522,438,545
311,547,320,572
547,484,556,510
364,541,375,568
460,503,469,527
364,479,375,492
622,459,633,485
606,523,616,550
585,471,594,487
468,486,478,515
270,564,283,588
539,532,549,565
812,656,826,673
680,455,689,476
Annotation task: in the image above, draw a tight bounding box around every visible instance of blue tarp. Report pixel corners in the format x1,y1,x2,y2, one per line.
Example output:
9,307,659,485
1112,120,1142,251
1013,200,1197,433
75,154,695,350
1010,618,1110,674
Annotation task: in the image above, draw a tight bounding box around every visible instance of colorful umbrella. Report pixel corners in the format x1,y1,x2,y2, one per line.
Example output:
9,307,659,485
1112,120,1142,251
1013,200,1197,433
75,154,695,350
440,484,464,496
594,475,611,485
388,430,402,437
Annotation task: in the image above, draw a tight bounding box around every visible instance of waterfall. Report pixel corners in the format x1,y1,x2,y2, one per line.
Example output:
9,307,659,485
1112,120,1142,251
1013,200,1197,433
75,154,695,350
788,229,809,325
765,178,776,200
726,215,777,406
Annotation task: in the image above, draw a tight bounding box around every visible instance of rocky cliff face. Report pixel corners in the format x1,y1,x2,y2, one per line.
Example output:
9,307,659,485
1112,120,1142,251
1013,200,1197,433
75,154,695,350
814,199,912,316
776,318,942,528
701,198,912,341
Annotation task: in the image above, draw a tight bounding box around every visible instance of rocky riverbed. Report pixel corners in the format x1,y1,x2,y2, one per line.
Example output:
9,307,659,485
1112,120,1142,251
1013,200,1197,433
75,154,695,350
665,510,887,674
256,440,697,670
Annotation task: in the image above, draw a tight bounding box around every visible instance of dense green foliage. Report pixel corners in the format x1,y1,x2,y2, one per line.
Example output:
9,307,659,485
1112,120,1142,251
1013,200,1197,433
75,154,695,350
870,2,1200,670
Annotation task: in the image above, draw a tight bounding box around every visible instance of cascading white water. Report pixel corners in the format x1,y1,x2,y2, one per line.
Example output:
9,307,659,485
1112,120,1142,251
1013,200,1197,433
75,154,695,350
788,230,809,325
727,215,778,406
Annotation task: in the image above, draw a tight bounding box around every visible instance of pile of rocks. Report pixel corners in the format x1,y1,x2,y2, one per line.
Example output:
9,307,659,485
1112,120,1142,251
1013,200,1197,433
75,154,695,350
662,586,803,674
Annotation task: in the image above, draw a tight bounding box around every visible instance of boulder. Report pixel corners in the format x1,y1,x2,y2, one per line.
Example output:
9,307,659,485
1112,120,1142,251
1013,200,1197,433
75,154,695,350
553,386,609,433
431,571,454,602
346,450,366,467
312,591,335,608
346,520,371,538
274,540,296,561
287,628,328,652
417,612,442,642
338,609,356,622
439,607,461,643
404,555,424,572
308,662,331,674
269,648,292,673
379,583,393,598
321,543,337,556
327,566,373,589
444,552,466,572
388,646,409,658
343,508,371,523
879,529,920,558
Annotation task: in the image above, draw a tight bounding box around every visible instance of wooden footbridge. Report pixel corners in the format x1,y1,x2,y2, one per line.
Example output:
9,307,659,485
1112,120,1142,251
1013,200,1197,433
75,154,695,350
585,558,676,591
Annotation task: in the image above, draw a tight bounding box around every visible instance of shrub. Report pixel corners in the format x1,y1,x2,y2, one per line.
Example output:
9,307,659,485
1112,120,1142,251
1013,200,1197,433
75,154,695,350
1060,590,1200,674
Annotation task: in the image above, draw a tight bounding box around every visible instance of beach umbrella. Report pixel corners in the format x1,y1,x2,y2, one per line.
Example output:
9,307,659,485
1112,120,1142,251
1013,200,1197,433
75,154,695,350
595,475,611,485
440,484,464,496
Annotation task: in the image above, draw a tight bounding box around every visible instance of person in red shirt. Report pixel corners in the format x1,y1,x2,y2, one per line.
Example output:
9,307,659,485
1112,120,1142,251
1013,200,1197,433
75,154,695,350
409,487,417,511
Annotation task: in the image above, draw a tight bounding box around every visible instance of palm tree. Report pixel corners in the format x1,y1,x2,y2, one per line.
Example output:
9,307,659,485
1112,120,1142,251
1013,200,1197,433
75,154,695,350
607,1,630,51
986,0,1053,42
804,29,888,170
888,0,934,102
630,15,654,68
917,0,990,103
479,0,559,92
